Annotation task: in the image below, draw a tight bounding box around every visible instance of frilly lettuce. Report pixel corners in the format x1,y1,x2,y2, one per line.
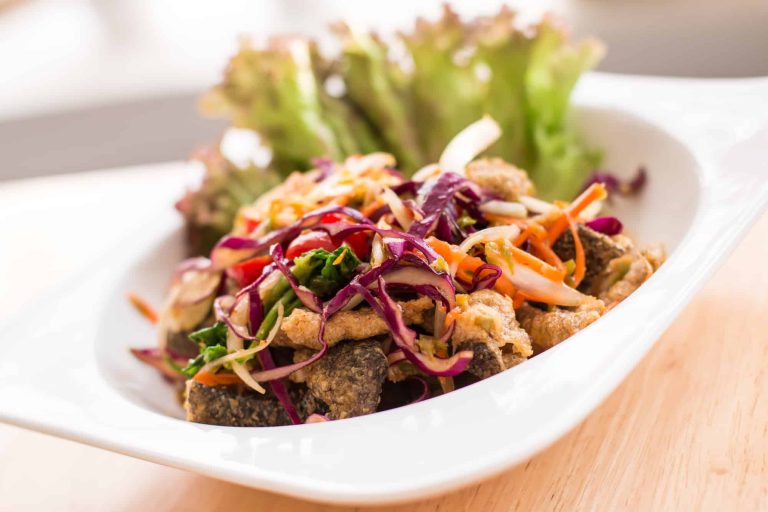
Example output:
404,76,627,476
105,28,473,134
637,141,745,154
187,6,604,253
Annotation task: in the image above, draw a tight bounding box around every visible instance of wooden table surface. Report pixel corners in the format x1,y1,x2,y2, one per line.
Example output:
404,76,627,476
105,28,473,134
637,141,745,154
1,212,767,512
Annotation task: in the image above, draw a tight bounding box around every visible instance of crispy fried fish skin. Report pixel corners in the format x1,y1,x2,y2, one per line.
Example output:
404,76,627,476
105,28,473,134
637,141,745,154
184,381,324,427
465,158,535,201
553,225,629,288
594,252,654,308
456,340,506,379
517,299,605,351
452,289,532,358
296,339,388,420
275,296,433,350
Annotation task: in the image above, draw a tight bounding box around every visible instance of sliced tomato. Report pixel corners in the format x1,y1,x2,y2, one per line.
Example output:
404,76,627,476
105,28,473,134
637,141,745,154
320,213,371,260
228,255,271,287
243,217,261,234
285,231,336,259
341,231,371,260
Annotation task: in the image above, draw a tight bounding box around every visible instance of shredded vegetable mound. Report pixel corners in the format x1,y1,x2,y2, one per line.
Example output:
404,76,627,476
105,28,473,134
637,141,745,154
132,116,662,426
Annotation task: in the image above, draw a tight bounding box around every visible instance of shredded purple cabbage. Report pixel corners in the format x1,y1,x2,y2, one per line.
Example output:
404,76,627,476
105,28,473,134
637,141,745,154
581,167,647,198
257,349,302,425
468,263,502,292
585,216,623,235
269,244,322,313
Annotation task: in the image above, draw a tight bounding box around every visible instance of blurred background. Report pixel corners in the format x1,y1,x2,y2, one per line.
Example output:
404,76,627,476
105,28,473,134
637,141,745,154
2,0,767,181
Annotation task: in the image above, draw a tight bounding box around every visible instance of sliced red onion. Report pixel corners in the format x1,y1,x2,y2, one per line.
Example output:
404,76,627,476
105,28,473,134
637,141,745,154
305,414,330,423
130,348,186,381
468,263,502,292
257,349,301,425
585,216,623,235
269,244,322,313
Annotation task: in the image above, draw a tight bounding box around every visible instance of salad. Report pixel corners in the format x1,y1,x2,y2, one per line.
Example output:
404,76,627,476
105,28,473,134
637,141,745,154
131,115,663,426
130,6,663,426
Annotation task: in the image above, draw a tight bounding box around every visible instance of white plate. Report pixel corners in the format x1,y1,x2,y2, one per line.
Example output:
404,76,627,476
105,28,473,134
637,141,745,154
1,74,768,505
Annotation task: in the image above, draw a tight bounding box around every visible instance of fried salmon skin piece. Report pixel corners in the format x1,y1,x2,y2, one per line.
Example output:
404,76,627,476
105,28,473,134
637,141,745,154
184,381,324,426
292,339,388,420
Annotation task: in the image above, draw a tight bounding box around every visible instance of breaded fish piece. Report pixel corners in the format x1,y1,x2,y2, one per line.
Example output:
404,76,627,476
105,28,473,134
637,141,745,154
275,296,433,350
465,158,534,201
294,339,388,419
452,289,532,358
516,299,605,351
456,339,506,379
184,381,324,427
594,252,654,308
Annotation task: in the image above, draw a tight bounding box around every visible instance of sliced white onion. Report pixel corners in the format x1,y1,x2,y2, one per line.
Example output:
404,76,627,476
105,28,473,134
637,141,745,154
233,362,266,394
345,152,396,175
458,225,520,254
479,200,527,219
519,195,558,215
579,199,604,221
176,269,221,305
412,163,441,182
370,233,385,268
439,116,502,174
265,302,285,345
198,343,267,375
258,270,284,301
486,246,588,307
381,186,413,230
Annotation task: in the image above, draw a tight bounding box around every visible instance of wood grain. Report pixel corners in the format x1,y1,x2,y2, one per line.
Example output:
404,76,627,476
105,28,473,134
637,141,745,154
1,214,767,512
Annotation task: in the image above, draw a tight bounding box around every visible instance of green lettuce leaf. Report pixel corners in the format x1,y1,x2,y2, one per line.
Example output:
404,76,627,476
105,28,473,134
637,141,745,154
185,6,604,254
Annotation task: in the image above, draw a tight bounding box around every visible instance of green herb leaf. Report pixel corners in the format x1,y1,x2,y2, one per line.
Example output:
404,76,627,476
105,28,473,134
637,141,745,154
188,322,228,348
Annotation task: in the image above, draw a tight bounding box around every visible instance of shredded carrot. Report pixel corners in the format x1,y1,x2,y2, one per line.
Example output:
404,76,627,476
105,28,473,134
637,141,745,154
566,213,586,287
361,200,385,218
428,238,516,297
512,293,527,309
529,236,566,272
193,371,241,387
328,195,350,207
546,183,607,244
513,222,547,247
332,247,349,265
127,293,158,324
509,245,565,282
